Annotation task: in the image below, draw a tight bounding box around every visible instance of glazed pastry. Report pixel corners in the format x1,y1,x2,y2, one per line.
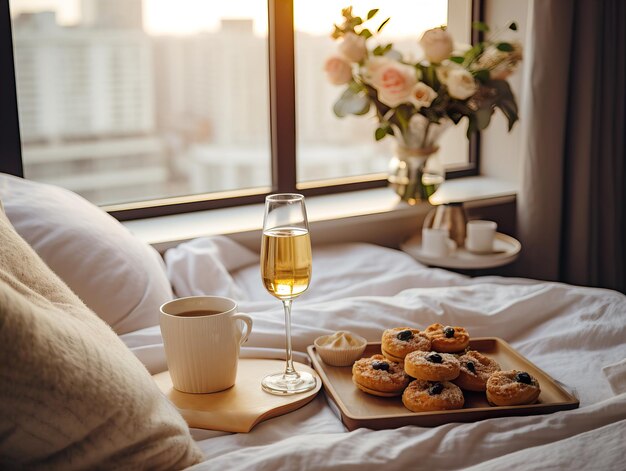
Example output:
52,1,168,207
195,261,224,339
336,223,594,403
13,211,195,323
404,351,460,381
402,380,464,412
381,327,431,362
352,354,411,397
424,323,470,353
453,350,501,391
486,370,541,406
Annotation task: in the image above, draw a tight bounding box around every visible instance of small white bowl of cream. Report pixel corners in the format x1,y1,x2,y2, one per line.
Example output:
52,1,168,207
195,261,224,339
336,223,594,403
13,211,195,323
314,331,367,366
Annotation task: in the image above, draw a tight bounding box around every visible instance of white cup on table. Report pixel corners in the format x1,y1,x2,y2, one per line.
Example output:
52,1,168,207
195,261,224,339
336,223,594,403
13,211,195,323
160,296,253,394
421,227,456,257
465,220,497,253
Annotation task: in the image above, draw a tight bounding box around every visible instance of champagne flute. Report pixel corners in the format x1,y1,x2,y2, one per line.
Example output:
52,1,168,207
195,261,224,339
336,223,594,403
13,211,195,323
260,193,317,395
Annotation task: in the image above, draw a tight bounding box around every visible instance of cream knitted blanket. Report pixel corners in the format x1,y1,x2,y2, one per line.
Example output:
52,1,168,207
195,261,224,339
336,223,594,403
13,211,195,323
0,204,202,469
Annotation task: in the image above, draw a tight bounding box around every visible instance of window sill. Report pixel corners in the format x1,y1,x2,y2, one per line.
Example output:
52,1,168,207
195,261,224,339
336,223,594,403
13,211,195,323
122,176,518,253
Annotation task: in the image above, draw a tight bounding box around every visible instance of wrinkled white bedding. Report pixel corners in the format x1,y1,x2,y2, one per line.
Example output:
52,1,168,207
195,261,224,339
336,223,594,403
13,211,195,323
122,237,626,470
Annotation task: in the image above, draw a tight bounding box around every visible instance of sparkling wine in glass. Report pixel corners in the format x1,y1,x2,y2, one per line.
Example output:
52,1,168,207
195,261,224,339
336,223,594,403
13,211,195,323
260,193,317,395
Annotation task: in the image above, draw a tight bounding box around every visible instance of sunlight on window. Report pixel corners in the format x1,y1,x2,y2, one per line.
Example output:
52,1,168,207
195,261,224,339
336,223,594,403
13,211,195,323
11,0,271,205
9,0,469,205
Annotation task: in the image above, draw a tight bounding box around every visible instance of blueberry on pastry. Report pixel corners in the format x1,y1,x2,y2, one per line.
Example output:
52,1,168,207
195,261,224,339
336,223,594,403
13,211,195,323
352,354,410,397
402,379,465,412
381,327,431,363
486,370,541,406
424,323,470,353
453,350,501,391
404,350,461,381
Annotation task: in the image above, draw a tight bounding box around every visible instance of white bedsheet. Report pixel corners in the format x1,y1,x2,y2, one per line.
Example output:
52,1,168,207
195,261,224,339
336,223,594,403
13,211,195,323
122,237,626,470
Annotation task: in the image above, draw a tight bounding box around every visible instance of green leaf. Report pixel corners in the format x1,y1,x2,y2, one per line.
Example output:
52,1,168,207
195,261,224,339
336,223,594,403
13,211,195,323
373,43,393,56
473,69,490,83
509,21,518,31
377,17,390,33
331,24,343,39
348,80,365,93
475,108,493,130
333,87,370,118
472,21,490,33
463,43,484,67
367,9,379,20
449,56,464,64
496,42,514,52
447,110,464,125
349,17,363,28
359,28,372,39
490,79,516,103
497,99,519,131
375,127,387,141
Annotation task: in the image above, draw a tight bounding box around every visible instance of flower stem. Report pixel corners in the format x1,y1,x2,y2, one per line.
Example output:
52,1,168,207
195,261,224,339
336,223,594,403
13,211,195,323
421,120,431,148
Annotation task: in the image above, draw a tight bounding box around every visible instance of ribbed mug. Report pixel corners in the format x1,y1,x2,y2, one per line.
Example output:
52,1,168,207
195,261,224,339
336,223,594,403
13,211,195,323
160,296,252,393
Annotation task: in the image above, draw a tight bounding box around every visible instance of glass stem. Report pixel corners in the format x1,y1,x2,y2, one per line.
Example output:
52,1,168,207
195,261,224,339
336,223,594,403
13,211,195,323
282,299,297,377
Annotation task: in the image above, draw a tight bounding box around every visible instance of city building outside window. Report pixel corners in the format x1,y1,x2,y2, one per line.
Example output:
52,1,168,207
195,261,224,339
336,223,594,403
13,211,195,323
3,0,478,219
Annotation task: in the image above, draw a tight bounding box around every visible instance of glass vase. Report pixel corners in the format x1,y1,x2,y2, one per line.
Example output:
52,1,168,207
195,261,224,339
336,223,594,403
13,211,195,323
387,144,445,205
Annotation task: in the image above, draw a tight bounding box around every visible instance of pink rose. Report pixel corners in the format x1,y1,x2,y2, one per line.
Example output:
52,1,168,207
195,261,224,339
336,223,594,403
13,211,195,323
338,32,367,63
324,56,353,85
370,59,417,107
419,27,454,63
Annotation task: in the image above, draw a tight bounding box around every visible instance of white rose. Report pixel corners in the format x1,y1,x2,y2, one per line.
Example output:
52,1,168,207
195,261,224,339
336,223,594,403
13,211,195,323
338,32,367,63
419,27,454,63
409,82,437,109
324,56,353,85
446,68,477,100
369,60,417,108
435,61,457,84
475,43,523,80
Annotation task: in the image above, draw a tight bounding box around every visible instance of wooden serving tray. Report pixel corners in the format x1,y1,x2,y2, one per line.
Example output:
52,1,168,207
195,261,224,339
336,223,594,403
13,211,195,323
154,359,321,433
307,338,578,431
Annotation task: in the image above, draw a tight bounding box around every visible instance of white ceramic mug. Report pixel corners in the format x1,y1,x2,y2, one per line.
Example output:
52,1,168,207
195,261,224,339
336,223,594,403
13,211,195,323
466,220,498,253
160,296,253,394
421,227,457,257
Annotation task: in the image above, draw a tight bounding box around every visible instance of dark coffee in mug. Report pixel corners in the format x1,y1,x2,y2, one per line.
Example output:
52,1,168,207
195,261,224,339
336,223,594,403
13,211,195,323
176,310,223,317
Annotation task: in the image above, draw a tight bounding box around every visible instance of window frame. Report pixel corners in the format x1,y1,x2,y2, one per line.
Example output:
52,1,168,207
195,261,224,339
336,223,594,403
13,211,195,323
1,0,482,221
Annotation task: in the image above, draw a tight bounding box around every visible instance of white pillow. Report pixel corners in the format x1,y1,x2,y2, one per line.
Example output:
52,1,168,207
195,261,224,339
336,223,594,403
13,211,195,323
0,173,173,334
0,206,203,468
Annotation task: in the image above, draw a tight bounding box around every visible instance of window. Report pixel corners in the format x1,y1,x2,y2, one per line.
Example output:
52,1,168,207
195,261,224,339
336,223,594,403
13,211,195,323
1,0,479,220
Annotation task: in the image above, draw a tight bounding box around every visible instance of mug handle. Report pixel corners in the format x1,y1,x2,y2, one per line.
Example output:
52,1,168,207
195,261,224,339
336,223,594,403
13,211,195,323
232,313,253,345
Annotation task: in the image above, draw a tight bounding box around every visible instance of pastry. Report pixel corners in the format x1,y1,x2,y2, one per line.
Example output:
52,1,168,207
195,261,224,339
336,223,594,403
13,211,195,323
381,327,431,362
453,350,501,391
402,380,464,412
486,370,541,406
424,323,470,353
352,354,411,397
404,351,460,381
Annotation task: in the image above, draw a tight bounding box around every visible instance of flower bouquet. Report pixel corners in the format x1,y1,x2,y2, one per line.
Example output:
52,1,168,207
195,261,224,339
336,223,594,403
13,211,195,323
324,7,522,203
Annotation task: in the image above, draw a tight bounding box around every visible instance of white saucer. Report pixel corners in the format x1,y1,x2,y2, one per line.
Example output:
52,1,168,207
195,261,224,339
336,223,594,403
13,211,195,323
401,232,521,269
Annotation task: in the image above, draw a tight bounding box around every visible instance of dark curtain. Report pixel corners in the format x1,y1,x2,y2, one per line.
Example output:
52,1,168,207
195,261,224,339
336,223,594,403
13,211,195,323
517,0,626,292
561,0,626,292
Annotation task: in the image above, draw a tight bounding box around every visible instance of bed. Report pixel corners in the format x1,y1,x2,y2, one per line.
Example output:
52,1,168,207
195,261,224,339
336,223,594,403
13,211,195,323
1,173,625,470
